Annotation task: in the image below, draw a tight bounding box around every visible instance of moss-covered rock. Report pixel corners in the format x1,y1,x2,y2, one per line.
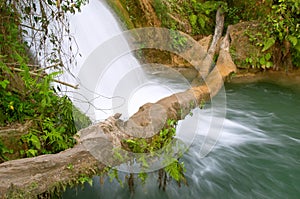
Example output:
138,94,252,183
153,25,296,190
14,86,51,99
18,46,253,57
229,21,274,70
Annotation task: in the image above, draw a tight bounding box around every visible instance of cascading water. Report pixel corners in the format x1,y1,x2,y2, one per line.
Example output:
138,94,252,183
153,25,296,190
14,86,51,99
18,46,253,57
66,0,206,172
66,0,143,121
61,0,300,198
66,0,190,122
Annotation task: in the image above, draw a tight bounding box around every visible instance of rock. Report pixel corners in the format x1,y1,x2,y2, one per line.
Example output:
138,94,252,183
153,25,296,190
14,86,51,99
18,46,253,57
229,21,268,69
197,35,212,52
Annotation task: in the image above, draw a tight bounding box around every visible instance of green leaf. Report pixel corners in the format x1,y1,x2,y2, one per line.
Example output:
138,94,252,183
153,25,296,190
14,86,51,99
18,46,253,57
0,80,9,89
294,40,300,52
138,155,149,168
165,160,181,182
26,149,38,157
262,37,276,52
246,57,252,63
189,14,197,26
30,134,41,150
138,172,148,184
198,16,206,29
266,61,273,68
265,53,272,61
259,57,266,65
288,35,298,46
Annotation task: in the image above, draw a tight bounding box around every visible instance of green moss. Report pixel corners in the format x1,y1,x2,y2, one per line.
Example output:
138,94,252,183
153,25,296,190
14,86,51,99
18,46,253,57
106,0,135,29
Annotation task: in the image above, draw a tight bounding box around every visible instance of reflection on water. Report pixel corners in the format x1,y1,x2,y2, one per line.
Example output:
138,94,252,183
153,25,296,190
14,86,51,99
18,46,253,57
62,82,300,199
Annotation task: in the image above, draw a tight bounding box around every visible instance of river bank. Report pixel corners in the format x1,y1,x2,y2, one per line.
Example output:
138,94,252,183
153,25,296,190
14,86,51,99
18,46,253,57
230,69,300,91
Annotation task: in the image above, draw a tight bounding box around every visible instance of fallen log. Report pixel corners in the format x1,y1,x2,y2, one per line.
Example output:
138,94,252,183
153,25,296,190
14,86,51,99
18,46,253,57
0,14,236,199
0,144,103,198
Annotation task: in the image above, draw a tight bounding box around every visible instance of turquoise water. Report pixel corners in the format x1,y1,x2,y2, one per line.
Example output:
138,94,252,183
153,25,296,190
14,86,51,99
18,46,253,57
62,82,300,199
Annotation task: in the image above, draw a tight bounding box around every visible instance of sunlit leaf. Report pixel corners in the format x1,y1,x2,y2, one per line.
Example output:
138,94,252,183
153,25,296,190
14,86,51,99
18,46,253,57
262,37,275,52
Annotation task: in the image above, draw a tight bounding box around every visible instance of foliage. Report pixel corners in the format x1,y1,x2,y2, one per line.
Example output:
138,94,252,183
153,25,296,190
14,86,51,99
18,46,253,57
245,53,273,69
107,168,124,187
106,0,135,29
224,0,273,22
241,0,300,69
78,174,93,186
101,119,187,194
152,0,273,35
9,0,88,68
153,0,225,35
0,1,90,160
261,0,300,68
137,172,147,185
0,61,79,157
164,159,186,183
152,0,271,35
119,119,187,192
263,0,299,43
185,0,226,35
153,0,170,27
122,119,177,153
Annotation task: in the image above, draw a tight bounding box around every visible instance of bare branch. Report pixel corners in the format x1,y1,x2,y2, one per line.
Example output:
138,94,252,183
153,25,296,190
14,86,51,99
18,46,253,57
9,67,79,89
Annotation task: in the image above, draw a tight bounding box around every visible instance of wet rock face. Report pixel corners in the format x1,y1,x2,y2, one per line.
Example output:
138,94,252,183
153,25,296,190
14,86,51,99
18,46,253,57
228,21,267,69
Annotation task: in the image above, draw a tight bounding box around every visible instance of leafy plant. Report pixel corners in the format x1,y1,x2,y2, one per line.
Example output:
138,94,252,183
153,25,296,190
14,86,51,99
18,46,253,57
153,0,225,35
261,37,276,52
123,119,178,154
119,119,187,192
0,2,90,159
245,53,273,69
78,174,93,186
186,1,226,35
164,159,186,183
108,168,124,187
261,0,300,68
102,119,187,194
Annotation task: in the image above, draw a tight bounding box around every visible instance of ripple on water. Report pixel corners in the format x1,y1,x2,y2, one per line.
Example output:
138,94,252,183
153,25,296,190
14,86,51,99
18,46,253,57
63,82,300,199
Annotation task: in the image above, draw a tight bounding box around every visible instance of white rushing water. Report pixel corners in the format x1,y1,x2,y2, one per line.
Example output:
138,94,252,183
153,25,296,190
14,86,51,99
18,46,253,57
66,0,226,163
67,0,189,122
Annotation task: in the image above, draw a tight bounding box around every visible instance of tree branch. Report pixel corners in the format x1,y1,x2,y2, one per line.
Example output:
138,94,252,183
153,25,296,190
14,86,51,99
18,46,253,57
9,67,78,89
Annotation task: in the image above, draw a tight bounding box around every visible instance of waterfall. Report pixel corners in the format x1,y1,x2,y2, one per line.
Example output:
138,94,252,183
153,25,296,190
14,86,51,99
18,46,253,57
69,0,125,68
67,0,188,122
68,0,143,121
63,0,222,161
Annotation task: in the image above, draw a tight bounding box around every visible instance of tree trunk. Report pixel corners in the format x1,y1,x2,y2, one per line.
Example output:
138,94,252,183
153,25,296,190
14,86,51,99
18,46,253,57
273,39,293,71
0,144,104,198
197,7,225,77
137,0,161,27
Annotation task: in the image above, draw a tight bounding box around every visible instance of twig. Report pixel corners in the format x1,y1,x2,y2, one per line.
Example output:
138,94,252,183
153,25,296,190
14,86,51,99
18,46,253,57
20,24,44,32
9,67,79,89
33,63,61,72
5,63,39,68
